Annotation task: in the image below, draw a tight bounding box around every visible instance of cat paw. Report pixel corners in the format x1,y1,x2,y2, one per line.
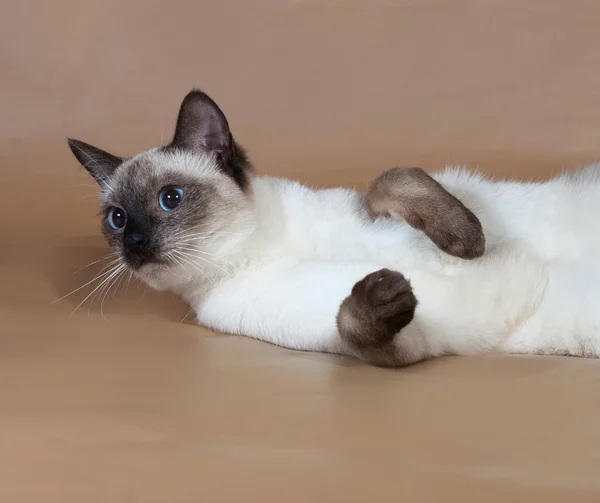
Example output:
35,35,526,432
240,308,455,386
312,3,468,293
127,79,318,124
337,268,417,348
366,167,485,260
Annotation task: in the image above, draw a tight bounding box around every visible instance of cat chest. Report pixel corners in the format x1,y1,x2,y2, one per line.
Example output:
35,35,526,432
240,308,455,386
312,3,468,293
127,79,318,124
276,216,420,269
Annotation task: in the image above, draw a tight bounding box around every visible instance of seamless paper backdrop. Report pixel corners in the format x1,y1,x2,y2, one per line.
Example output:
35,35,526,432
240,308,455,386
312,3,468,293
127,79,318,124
1,1,600,502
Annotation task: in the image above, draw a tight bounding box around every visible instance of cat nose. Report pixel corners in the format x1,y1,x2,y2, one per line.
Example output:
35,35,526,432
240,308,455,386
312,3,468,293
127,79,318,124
124,232,148,251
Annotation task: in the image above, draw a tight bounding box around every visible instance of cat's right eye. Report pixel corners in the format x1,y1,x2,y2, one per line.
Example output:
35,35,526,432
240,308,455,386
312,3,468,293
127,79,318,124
107,207,127,230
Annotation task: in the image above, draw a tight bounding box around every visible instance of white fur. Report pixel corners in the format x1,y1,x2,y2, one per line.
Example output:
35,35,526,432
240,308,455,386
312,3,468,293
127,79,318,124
146,162,600,363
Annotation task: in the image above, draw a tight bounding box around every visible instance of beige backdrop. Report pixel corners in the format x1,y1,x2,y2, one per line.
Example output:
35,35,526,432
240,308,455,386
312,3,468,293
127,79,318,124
2,1,600,502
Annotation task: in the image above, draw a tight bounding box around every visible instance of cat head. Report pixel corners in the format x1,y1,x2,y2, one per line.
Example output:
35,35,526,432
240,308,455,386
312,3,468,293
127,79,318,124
67,89,255,290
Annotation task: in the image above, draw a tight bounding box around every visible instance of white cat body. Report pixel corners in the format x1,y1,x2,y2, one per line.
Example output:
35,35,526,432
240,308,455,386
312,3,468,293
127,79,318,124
172,164,600,362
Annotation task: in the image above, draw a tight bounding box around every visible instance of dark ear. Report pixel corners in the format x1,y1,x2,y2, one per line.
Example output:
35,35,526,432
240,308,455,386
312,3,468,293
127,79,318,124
171,89,232,154
169,89,251,189
67,138,124,185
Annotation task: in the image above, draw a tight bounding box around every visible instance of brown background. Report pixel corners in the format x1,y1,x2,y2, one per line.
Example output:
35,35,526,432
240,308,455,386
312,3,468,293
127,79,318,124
2,1,600,501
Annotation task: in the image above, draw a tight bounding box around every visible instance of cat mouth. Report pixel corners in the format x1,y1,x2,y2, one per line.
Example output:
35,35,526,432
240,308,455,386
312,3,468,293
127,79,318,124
123,254,171,271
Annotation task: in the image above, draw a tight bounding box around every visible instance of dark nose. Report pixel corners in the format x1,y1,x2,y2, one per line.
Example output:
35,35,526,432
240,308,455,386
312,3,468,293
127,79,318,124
124,232,148,252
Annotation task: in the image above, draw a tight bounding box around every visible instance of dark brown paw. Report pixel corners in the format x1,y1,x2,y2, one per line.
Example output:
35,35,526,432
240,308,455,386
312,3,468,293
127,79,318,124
366,167,485,260
337,269,417,348
429,208,485,260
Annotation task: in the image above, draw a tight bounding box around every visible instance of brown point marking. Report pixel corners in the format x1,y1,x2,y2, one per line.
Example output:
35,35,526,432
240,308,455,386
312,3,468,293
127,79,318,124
365,167,485,260
336,269,423,368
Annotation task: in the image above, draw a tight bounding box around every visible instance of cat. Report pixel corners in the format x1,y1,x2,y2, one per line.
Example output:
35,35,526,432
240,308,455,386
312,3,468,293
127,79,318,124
67,89,600,367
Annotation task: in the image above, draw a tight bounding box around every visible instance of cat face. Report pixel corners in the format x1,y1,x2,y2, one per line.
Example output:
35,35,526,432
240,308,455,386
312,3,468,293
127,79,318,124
67,90,254,290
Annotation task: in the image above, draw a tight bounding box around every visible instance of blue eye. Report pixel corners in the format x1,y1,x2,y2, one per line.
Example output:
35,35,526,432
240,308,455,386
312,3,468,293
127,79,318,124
107,207,127,230
159,186,184,211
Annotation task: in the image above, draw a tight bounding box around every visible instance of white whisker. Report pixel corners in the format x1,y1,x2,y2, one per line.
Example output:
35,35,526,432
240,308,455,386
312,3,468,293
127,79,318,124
68,264,125,319
172,251,216,286
124,270,134,293
176,249,229,275
66,183,98,189
113,268,128,296
87,264,124,309
72,255,116,275
52,262,121,304
176,244,229,258
165,252,191,280
176,246,235,270
180,309,193,324
174,230,245,242
99,268,126,322
170,223,212,238
170,219,253,239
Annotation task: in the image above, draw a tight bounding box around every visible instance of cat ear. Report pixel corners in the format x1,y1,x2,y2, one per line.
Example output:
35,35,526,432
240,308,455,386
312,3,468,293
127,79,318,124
170,89,232,155
67,138,124,185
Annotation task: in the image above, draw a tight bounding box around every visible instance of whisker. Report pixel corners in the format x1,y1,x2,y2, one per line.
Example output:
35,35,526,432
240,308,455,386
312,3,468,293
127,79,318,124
174,230,245,242
176,242,230,254
170,220,253,239
52,262,122,304
68,264,124,318
72,255,116,275
165,252,191,280
177,241,236,258
88,264,124,309
100,268,126,322
180,309,193,324
176,244,229,258
176,246,235,271
176,250,229,275
124,270,134,293
174,235,246,252
66,183,98,189
87,265,125,315
172,251,216,286
175,238,237,248
170,223,212,238
113,268,128,296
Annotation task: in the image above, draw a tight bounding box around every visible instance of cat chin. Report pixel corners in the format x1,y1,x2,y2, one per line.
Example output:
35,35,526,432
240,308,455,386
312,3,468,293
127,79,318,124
132,263,173,292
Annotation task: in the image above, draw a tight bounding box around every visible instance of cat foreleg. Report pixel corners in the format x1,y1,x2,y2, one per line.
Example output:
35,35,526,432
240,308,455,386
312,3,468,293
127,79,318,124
336,268,435,367
365,167,485,260
193,263,430,367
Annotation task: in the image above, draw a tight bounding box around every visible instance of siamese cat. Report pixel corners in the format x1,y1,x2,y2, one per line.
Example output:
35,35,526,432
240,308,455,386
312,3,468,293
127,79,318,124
67,89,600,367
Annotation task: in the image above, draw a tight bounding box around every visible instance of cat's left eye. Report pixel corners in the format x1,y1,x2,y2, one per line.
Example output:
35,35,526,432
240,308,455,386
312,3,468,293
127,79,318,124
158,186,184,212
